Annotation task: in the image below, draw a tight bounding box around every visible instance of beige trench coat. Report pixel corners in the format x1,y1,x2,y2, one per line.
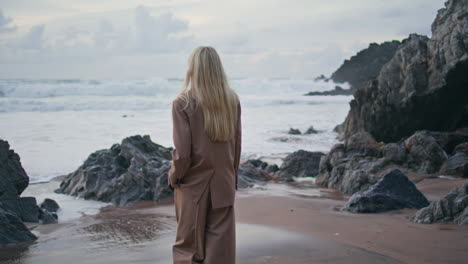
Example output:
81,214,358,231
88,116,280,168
168,96,241,263
168,97,242,209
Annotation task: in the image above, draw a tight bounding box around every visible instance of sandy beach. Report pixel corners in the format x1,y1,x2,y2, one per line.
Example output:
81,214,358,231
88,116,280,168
1,177,467,264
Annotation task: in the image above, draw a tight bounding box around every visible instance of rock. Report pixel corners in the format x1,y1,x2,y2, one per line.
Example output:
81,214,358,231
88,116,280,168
288,128,301,135
0,197,40,222
316,130,449,195
304,85,354,96
453,142,468,154
265,164,279,173
343,169,429,213
330,41,400,91
39,208,58,224
404,132,448,173
304,126,319,134
339,0,468,142
440,152,468,178
276,150,325,179
345,131,381,155
40,198,60,213
0,208,37,245
0,139,29,200
411,130,468,154
55,135,173,206
237,163,271,188
412,183,468,225
314,74,329,82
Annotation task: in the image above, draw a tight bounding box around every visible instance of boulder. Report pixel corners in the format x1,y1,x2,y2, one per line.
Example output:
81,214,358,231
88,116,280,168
39,208,58,224
330,41,400,91
440,152,468,178
316,130,452,195
237,162,271,188
339,0,468,142
275,150,325,179
343,169,429,213
55,135,173,206
0,197,40,222
304,126,319,134
412,183,468,225
0,139,29,200
453,142,468,154
288,128,301,135
404,132,448,173
0,208,37,245
40,198,60,213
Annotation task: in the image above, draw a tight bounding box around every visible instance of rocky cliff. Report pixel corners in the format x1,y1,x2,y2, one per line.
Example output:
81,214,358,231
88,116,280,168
330,41,400,91
339,0,468,143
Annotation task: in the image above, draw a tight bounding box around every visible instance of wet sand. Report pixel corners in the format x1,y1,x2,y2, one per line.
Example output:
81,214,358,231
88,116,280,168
1,177,467,264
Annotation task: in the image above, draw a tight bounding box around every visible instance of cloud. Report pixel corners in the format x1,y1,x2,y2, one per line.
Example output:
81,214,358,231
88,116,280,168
11,24,45,49
133,6,191,53
0,9,17,33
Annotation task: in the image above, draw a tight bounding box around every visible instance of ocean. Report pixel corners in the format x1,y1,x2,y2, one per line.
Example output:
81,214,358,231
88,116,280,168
0,78,352,220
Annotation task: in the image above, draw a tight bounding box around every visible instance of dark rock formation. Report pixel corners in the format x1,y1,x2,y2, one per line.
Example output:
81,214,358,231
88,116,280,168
316,131,460,194
454,142,468,154
0,208,37,245
412,183,468,225
275,150,325,180
343,169,429,213
55,135,173,206
440,152,468,178
288,128,301,135
304,86,353,96
330,41,400,91
0,139,58,230
404,132,448,174
0,197,40,222
0,139,29,200
304,126,319,134
237,160,273,188
40,198,60,213
339,0,468,142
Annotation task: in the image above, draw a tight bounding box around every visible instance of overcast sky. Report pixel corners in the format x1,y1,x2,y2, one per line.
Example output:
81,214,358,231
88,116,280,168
0,0,445,79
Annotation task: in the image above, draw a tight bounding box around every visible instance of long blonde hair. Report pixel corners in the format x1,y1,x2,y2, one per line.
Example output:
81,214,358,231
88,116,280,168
177,46,239,142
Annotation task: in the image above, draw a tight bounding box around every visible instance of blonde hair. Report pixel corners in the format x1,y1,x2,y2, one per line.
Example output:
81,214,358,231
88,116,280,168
177,46,239,142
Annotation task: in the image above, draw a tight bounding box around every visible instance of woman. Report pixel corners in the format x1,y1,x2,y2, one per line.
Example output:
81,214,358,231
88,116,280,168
168,46,242,264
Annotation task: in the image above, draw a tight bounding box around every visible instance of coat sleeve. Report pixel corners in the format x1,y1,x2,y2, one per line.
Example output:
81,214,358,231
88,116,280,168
234,102,242,190
168,99,192,188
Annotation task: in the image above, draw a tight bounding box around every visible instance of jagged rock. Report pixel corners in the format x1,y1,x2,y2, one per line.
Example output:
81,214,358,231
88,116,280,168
0,197,40,222
265,164,279,173
404,131,448,173
304,126,319,134
316,130,451,194
339,0,468,142
343,169,429,213
330,41,400,91
411,130,468,154
440,152,468,178
453,142,468,154
55,135,173,206
305,85,353,96
40,198,60,213
237,163,271,188
275,150,325,180
0,139,29,200
288,128,301,135
39,208,58,224
412,183,468,225
0,208,37,245
314,74,329,82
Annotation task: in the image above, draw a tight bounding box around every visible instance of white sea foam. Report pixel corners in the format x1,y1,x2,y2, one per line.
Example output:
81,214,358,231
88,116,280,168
0,78,352,219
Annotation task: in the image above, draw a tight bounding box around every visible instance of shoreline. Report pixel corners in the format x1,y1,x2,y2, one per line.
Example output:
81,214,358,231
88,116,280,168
4,176,466,264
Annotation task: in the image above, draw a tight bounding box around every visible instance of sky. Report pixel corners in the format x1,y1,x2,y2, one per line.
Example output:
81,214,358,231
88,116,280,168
0,0,445,79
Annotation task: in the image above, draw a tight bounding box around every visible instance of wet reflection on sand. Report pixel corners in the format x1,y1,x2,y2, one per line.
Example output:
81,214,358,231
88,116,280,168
0,202,403,264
